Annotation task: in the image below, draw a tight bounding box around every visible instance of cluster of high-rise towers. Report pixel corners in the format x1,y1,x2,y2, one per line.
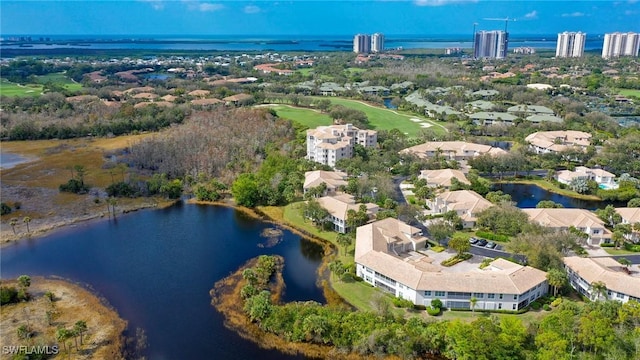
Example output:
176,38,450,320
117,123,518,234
352,33,385,54
353,31,640,59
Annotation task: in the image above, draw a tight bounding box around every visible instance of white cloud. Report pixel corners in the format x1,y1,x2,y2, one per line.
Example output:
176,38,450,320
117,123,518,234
414,0,476,6
183,1,224,12
561,12,586,17
524,10,538,19
198,3,224,12
139,0,164,11
244,5,261,14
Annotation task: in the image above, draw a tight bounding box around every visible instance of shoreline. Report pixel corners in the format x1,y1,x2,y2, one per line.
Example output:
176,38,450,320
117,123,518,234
495,179,603,201
1,198,178,248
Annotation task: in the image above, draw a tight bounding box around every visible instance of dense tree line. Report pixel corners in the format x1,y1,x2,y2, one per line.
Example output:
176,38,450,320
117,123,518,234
240,256,640,360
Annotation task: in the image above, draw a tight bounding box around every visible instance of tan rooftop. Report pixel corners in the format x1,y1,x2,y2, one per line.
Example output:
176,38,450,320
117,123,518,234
564,256,640,298
523,208,607,230
317,194,378,221
191,98,224,106
304,170,348,190
188,89,210,97
401,141,506,159
419,169,470,188
525,130,591,152
616,207,640,224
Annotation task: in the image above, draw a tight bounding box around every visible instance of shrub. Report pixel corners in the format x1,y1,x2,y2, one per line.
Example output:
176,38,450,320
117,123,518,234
13,202,21,210
426,306,441,316
530,301,542,310
413,304,427,311
600,243,615,248
476,230,509,242
624,243,640,252
59,179,89,194
106,181,136,197
543,304,552,311
431,246,446,253
392,297,414,308
550,298,563,307
431,298,443,309
0,286,18,305
1,203,12,215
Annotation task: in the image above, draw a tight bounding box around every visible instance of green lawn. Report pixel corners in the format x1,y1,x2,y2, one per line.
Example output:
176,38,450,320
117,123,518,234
36,72,84,92
345,67,367,74
439,308,548,325
603,248,639,256
270,105,333,129
0,79,43,97
618,88,640,98
314,97,446,136
331,279,381,311
296,68,314,76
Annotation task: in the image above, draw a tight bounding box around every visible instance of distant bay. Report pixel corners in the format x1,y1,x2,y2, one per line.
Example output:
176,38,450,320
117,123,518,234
0,34,606,53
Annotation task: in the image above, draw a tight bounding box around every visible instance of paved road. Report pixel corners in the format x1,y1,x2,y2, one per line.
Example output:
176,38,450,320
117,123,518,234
592,254,640,264
469,243,527,264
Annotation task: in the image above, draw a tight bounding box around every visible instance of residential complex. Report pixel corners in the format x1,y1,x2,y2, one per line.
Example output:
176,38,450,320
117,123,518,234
353,34,372,54
556,32,586,58
564,256,640,303
522,208,611,245
556,166,617,189
371,33,385,53
602,32,640,59
316,194,379,233
615,207,640,241
525,130,591,155
400,141,506,161
418,169,470,189
306,124,377,167
425,190,493,228
474,30,508,59
355,218,549,310
303,170,348,196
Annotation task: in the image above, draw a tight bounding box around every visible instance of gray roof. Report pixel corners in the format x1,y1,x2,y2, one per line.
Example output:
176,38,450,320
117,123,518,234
466,100,496,111
508,105,555,115
526,114,564,123
472,89,499,97
470,111,518,121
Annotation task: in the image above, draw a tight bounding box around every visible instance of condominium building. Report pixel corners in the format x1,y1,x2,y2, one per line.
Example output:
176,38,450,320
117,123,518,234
353,34,371,54
355,218,548,310
425,190,493,228
418,169,470,189
525,130,591,155
400,141,507,161
306,124,377,167
303,170,348,196
556,32,586,58
316,194,379,233
371,33,384,53
556,166,617,189
474,30,508,59
564,256,640,303
522,208,611,246
602,32,640,59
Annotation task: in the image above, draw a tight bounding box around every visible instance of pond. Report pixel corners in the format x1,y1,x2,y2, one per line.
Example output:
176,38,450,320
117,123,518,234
494,183,624,210
0,203,325,359
383,98,397,109
0,152,33,169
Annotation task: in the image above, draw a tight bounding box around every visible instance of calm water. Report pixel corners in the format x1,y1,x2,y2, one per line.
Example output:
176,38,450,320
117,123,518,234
0,203,324,359
0,152,31,169
495,183,623,210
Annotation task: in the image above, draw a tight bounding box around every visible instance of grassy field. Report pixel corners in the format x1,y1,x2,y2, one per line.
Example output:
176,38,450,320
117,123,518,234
36,72,84,92
0,78,43,97
313,97,446,136
0,72,83,97
270,105,333,128
618,88,640,98
296,68,314,76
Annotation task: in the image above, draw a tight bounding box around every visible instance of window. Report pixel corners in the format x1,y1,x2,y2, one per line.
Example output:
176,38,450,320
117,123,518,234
617,293,624,299
499,294,503,299
473,293,484,298
488,293,495,299
435,291,445,297
498,303,502,309
593,229,600,234
424,291,431,297
512,304,517,310
513,295,517,300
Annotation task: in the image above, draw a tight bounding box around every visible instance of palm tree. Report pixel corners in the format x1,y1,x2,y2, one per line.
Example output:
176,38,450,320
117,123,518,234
9,218,17,235
23,216,31,233
546,269,567,297
336,233,353,256
470,296,478,312
617,258,632,268
74,320,87,345
589,281,608,301
107,197,118,218
56,328,71,353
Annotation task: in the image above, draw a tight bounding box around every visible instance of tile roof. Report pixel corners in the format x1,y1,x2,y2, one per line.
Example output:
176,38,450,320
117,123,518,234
564,256,640,298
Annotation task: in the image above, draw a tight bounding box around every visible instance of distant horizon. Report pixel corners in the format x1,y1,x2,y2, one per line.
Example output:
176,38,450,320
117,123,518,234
2,1,639,37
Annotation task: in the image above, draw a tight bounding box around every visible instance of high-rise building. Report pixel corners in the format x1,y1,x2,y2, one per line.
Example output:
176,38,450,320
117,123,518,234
556,32,586,58
473,30,508,59
371,33,384,53
353,34,371,54
602,32,640,59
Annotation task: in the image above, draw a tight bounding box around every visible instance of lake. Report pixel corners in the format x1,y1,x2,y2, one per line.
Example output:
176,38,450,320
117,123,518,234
0,203,325,359
0,152,33,169
495,183,623,210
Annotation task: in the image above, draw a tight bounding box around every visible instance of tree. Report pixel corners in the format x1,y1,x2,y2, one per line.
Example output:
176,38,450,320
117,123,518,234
596,205,622,228
23,216,31,233
107,197,118,218
569,178,590,194
536,200,564,208
476,204,529,236
17,275,31,290
1,202,11,215
546,269,567,297
302,199,329,228
232,174,260,207
448,234,470,256
470,296,478,312
74,320,87,346
443,210,463,230
612,231,626,249
9,218,17,235
627,198,640,207
429,220,454,245
485,190,512,204
589,281,608,301
336,233,353,256
56,327,72,352
328,260,346,280
617,257,631,268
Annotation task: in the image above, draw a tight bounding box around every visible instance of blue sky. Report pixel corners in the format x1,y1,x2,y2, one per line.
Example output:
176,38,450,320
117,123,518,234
2,1,639,36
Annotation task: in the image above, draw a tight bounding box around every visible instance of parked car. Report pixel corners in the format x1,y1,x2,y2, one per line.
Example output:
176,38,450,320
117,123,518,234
469,237,478,244
477,239,488,247
485,241,497,249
